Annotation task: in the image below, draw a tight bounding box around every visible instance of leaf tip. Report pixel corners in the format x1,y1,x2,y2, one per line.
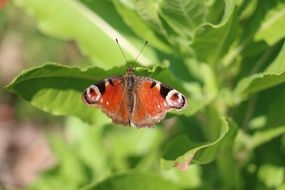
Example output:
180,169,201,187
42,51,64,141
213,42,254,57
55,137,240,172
174,156,193,172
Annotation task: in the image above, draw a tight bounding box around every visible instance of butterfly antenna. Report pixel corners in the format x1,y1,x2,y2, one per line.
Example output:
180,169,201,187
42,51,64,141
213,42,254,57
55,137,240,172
115,38,128,65
135,41,148,62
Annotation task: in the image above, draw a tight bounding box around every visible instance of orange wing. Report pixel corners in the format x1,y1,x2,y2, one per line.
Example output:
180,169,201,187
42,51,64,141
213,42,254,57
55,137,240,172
130,78,171,128
82,77,129,126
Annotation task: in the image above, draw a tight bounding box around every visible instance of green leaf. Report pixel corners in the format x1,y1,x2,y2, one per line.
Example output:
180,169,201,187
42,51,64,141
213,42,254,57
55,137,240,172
82,171,180,190
112,0,171,53
191,0,238,65
258,164,285,189
234,41,285,98
102,126,164,170
65,117,110,176
238,1,285,58
234,72,285,98
48,134,88,185
161,117,237,169
124,0,163,32
266,85,285,127
238,0,258,21
159,0,207,37
30,133,89,190
216,119,241,189
206,0,226,24
5,63,124,124
247,125,285,151
201,64,218,99
265,42,285,73
161,165,202,189
14,0,151,68
255,2,285,45
5,63,196,125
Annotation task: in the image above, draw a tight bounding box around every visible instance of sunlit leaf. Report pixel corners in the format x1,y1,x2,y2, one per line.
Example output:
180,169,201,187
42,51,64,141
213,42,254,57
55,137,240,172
82,171,180,190
191,0,238,65
161,117,237,169
258,164,284,189
112,0,171,53
5,0,285,189
255,3,285,45
14,0,151,68
159,0,207,37
234,41,285,98
216,119,241,189
5,63,116,124
247,125,285,151
6,63,201,125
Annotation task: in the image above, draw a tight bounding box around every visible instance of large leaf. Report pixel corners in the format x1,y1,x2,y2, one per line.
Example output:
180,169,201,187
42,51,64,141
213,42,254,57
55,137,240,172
247,125,285,151
254,2,285,45
29,132,90,190
238,0,285,58
112,0,171,53
266,85,285,127
234,41,285,98
159,0,207,37
82,171,180,190
5,63,203,125
14,0,151,68
124,0,164,33
234,73,285,98
5,63,123,124
65,118,110,176
161,117,237,170
216,119,241,189
258,164,285,189
191,0,238,65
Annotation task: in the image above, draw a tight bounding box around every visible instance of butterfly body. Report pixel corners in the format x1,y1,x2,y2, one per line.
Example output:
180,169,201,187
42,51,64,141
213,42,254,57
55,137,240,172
82,67,187,128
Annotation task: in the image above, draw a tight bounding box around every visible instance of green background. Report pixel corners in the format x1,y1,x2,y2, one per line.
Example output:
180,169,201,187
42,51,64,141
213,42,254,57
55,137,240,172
1,0,285,189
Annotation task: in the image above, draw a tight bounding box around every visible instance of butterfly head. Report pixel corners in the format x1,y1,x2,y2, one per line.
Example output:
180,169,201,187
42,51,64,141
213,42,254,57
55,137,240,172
126,67,135,75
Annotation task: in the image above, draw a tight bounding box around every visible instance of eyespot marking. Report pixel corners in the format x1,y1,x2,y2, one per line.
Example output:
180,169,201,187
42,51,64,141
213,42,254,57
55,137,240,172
165,90,186,109
83,85,101,104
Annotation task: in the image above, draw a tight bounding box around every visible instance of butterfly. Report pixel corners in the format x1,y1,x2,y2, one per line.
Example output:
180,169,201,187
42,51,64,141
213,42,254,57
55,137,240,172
82,40,188,128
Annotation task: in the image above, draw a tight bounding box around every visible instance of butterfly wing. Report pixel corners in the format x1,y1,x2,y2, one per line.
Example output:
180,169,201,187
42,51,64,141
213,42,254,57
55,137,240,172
130,77,187,128
82,76,130,126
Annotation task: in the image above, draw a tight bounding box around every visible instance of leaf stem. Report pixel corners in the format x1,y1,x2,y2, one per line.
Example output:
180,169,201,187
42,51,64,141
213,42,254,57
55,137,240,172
242,95,257,131
249,46,276,75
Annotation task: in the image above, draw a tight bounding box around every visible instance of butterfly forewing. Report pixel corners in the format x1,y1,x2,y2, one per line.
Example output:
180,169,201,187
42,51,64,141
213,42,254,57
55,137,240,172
82,76,130,125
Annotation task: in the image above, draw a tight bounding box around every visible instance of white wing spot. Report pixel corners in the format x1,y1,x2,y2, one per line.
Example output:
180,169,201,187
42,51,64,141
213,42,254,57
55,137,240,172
166,90,185,109
106,101,109,105
86,85,101,103
155,82,161,90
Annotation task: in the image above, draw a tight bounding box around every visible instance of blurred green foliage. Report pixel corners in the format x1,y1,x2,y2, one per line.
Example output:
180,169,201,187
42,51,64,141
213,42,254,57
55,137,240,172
2,0,285,189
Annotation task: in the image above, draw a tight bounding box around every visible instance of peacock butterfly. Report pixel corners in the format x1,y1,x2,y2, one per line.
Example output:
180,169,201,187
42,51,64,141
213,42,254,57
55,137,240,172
82,40,188,128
